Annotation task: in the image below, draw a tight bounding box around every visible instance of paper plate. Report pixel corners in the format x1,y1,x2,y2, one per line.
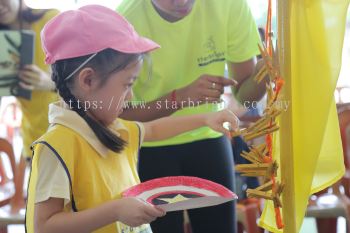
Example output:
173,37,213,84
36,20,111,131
122,176,237,212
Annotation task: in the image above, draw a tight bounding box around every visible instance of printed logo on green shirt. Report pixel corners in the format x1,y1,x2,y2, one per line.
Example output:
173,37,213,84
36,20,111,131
197,36,225,67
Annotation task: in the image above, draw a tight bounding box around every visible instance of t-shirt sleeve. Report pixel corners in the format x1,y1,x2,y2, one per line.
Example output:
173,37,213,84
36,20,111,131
35,145,71,206
134,121,145,147
226,0,261,62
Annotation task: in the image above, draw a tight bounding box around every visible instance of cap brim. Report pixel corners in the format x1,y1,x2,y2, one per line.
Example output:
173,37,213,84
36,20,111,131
113,36,160,54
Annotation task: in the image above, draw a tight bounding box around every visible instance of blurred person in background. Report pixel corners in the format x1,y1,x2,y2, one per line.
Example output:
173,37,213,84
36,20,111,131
0,0,58,213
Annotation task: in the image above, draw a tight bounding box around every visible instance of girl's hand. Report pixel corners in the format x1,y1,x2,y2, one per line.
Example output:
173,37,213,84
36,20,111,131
204,109,240,138
116,197,166,227
18,64,55,91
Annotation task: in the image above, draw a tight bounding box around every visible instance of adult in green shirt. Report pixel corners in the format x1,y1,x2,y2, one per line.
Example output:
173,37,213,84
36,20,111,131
118,1,265,233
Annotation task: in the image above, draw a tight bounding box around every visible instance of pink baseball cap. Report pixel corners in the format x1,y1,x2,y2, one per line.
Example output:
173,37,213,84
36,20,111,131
41,4,160,64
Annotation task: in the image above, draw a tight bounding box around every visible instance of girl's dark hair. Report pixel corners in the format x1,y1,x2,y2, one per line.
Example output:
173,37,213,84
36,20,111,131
51,48,142,153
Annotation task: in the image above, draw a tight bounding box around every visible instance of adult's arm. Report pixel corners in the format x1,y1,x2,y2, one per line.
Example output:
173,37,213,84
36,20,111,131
121,75,236,122
228,58,267,104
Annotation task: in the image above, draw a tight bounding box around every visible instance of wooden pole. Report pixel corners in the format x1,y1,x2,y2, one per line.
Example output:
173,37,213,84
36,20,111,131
278,0,297,232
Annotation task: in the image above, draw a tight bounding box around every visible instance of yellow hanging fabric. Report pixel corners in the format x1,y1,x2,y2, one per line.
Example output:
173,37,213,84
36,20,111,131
259,0,349,232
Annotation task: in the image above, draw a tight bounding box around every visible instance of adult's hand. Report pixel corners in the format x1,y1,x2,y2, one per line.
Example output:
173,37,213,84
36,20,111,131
18,64,55,91
176,74,237,107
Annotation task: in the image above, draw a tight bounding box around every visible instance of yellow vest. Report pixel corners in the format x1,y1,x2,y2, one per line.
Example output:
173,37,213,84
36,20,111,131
26,120,152,233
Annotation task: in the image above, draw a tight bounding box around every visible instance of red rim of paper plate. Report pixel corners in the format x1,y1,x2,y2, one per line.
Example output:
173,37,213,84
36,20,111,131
123,176,237,199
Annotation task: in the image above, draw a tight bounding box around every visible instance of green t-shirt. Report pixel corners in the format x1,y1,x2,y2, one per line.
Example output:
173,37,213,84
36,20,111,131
118,0,261,147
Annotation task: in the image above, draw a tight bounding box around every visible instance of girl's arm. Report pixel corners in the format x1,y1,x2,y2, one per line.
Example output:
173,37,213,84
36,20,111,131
143,109,239,142
35,197,165,233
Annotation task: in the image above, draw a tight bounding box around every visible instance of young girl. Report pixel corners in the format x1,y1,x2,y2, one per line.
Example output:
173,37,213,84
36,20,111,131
0,0,58,212
25,5,239,233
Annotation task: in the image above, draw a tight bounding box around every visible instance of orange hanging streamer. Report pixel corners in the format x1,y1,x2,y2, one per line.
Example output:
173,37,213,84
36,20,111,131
265,134,273,162
265,0,273,56
275,207,285,228
274,77,285,96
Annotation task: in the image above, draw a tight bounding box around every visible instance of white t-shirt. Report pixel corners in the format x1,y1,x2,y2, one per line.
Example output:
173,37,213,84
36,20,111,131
34,102,145,206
